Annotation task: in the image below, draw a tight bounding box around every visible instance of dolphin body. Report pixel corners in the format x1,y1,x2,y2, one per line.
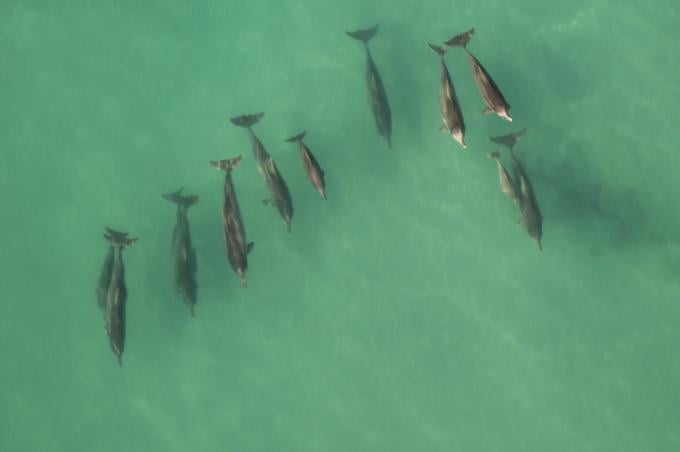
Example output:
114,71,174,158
428,43,466,148
446,29,513,122
346,25,393,148
210,156,254,286
163,189,199,316
231,113,294,232
509,152,543,250
101,228,137,366
286,131,327,200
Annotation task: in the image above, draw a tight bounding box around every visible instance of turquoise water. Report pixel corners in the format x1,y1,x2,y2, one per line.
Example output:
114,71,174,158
2,1,680,451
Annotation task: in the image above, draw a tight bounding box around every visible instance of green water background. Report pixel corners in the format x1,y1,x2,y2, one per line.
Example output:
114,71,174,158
2,1,679,450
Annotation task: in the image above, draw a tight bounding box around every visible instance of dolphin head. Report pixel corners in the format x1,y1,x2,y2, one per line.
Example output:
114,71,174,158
453,130,466,149
238,269,247,288
498,108,513,122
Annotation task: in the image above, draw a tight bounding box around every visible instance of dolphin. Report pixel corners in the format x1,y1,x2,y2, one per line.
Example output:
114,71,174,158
445,29,513,122
96,245,115,314
428,43,466,148
210,156,254,287
231,112,294,232
261,157,294,233
490,128,527,150
487,150,518,205
346,25,393,148
286,131,327,200
102,229,137,366
509,151,543,250
163,189,199,316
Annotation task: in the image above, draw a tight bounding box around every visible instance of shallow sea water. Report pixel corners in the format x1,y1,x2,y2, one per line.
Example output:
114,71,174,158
1,1,680,451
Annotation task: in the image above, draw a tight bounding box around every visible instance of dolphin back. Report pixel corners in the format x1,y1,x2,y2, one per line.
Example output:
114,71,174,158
346,25,379,44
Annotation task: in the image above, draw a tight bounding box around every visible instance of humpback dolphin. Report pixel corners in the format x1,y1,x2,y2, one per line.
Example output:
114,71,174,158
286,131,327,200
346,25,393,148
446,29,513,122
210,156,254,286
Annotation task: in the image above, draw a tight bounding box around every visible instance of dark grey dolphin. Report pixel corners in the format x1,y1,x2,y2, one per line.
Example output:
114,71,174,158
446,29,513,122
231,112,269,166
210,156,254,287
428,43,466,149
487,150,518,205
163,189,199,317
261,156,294,233
286,131,327,200
509,151,543,250
490,128,527,150
231,112,294,232
96,245,115,314
102,228,137,366
346,25,392,148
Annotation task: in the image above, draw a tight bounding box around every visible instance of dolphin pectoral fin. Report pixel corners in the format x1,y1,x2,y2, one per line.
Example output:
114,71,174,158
262,199,274,207
247,242,254,254
482,107,493,115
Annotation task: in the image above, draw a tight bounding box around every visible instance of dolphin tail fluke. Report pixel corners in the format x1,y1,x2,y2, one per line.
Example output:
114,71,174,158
536,238,543,252
117,353,123,367
162,187,184,204
346,25,379,44
104,228,129,239
210,155,242,172
428,43,445,56
285,131,307,143
163,188,198,208
444,29,474,48
230,113,264,129
104,229,138,248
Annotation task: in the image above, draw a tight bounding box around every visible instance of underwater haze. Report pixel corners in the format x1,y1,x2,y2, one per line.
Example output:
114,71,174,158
2,1,680,451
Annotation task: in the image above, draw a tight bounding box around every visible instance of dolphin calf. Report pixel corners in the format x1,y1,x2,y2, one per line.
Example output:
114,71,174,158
231,112,294,232
490,128,526,150
445,29,513,122
163,189,199,317
487,150,518,205
509,151,543,250
101,228,137,366
210,156,254,287
428,43,466,148
286,131,327,200
346,24,392,148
